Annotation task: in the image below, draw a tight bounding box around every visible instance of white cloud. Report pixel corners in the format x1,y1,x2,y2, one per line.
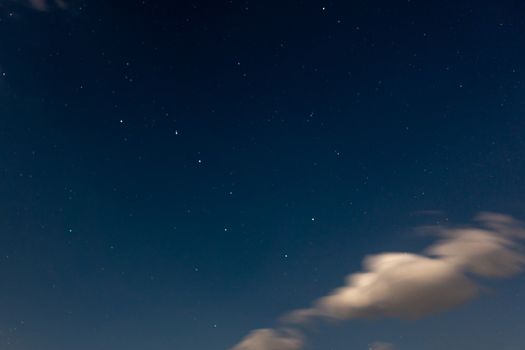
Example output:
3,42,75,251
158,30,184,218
310,252,478,320
232,213,525,350
232,329,303,350
427,228,525,278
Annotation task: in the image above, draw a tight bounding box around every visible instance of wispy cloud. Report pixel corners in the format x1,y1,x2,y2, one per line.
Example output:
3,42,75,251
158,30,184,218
369,342,396,350
3,0,68,12
232,212,525,349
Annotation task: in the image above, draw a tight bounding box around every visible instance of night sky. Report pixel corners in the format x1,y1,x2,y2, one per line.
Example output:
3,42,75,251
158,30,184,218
1,1,525,349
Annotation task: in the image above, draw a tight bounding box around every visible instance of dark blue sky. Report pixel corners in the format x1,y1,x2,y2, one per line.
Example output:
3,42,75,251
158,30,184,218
1,1,525,349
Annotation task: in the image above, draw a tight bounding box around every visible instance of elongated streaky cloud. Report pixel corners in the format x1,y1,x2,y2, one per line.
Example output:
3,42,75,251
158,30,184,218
232,213,525,349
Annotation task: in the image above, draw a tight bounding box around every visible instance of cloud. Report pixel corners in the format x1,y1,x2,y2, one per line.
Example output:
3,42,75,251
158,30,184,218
231,213,525,350
232,329,303,350
3,0,68,12
427,228,525,278
28,0,47,11
307,252,478,321
369,342,396,350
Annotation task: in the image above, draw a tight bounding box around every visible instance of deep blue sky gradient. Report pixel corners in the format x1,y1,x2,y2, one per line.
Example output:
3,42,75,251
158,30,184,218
1,1,525,349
